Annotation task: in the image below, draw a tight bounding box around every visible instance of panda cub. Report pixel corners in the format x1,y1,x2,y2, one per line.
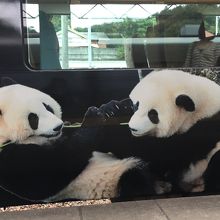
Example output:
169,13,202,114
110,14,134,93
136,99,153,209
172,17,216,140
128,69,220,193
0,83,63,147
86,69,220,194
0,80,154,204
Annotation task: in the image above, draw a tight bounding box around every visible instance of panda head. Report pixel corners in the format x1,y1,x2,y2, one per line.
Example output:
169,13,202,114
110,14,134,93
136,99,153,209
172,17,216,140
129,70,220,138
0,83,63,146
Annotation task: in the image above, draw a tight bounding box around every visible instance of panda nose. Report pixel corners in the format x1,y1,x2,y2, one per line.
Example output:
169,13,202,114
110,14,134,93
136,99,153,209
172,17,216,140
130,128,138,132
53,123,63,132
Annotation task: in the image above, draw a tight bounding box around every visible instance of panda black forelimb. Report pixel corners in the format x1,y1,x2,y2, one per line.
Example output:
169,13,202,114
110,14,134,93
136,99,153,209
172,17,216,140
99,98,134,125
72,106,106,146
72,98,134,146
117,162,156,199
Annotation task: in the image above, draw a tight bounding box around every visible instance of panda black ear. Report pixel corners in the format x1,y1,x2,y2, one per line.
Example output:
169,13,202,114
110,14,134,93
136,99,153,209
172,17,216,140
175,94,195,112
1,77,17,87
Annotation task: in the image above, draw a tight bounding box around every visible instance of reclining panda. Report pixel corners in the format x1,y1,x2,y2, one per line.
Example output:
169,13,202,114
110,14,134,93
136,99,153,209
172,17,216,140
44,69,220,201
0,79,154,204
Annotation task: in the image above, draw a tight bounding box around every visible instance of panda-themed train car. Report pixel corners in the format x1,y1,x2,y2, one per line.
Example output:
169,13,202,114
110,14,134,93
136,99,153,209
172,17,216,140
1,0,220,207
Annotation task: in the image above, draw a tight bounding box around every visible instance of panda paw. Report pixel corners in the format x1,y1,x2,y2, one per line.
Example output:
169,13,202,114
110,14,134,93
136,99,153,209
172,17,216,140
81,106,106,128
179,177,205,193
81,98,134,128
99,100,120,118
99,98,134,124
190,178,205,193
74,107,106,144
154,181,172,195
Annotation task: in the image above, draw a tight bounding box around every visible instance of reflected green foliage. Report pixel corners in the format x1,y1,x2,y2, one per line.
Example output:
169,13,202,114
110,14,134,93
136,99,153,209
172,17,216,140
51,4,220,61
51,15,71,32
89,17,156,38
74,4,220,38
148,4,220,37
51,15,61,32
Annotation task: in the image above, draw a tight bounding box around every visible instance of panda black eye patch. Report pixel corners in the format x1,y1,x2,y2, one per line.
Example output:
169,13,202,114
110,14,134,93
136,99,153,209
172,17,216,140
148,109,159,124
43,103,54,114
28,113,39,130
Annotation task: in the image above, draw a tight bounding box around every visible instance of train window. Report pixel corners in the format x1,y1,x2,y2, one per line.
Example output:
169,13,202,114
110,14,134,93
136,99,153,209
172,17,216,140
23,2,220,69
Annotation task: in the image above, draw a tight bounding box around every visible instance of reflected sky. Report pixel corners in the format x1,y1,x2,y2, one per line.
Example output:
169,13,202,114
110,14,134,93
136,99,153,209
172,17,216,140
24,3,167,31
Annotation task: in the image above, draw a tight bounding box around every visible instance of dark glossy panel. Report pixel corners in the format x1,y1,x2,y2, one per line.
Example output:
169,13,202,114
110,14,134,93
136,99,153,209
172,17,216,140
1,70,140,121
0,0,24,71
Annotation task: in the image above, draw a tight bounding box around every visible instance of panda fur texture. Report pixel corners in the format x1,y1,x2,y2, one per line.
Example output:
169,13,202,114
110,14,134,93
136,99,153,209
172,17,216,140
0,80,154,205
0,84,63,146
2,69,220,204
129,69,220,193
82,69,220,194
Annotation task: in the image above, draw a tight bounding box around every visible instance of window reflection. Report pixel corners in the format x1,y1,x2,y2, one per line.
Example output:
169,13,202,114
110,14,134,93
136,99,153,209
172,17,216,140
23,3,220,69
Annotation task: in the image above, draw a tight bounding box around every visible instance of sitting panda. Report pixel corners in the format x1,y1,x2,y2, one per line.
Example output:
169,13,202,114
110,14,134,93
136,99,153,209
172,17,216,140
68,69,220,195
127,69,220,193
0,79,154,205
